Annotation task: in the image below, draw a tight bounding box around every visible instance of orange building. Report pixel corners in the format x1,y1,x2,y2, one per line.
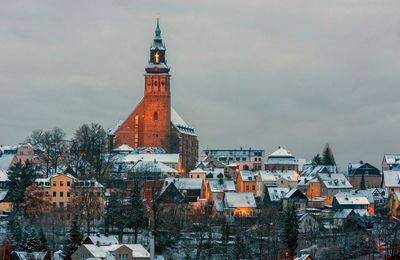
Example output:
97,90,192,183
236,171,258,197
109,18,198,171
306,178,321,199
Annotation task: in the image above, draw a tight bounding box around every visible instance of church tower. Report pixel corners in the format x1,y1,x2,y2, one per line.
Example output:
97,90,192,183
142,17,171,148
111,18,199,171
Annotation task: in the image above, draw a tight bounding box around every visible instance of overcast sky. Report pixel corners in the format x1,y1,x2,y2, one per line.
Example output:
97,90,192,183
1,1,399,169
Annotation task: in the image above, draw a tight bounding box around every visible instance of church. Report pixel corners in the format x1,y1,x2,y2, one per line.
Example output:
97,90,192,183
108,18,199,172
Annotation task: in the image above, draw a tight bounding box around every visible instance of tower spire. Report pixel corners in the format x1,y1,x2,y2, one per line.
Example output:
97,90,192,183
155,17,161,39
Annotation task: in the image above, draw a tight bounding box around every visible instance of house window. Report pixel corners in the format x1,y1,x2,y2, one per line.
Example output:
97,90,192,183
119,253,128,259
197,175,199,178
67,192,71,198
53,181,56,187
154,112,158,121
97,192,101,197
53,191,56,197
59,202,64,209
81,253,86,259
60,181,64,187
246,185,249,191
252,185,255,190
45,191,49,197
67,181,71,187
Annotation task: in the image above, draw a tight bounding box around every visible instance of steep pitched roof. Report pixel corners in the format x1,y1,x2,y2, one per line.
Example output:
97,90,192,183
165,177,203,190
266,187,290,202
268,147,294,158
130,160,178,174
171,107,196,136
383,171,400,188
318,173,352,189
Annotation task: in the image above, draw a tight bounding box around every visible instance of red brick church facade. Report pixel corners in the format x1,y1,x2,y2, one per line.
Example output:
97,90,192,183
109,19,199,171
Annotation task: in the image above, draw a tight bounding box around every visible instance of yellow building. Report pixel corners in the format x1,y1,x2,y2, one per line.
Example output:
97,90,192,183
236,171,257,197
35,173,104,221
388,191,400,217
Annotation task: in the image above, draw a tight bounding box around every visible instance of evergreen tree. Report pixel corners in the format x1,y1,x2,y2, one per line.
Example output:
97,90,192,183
311,154,322,166
360,173,366,190
233,230,247,260
7,161,36,211
127,180,147,243
26,228,41,252
221,218,230,258
321,144,336,165
38,228,48,252
281,206,299,258
6,213,24,250
63,221,83,260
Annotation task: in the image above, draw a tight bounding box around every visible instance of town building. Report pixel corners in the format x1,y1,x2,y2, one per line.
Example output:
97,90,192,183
236,170,258,197
265,147,298,172
282,188,308,214
72,243,150,260
109,18,198,172
207,179,236,201
382,170,400,193
223,192,256,220
314,173,353,205
201,148,264,170
382,154,400,171
347,161,381,189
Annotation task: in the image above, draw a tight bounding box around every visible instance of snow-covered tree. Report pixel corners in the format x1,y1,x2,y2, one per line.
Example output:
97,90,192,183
63,221,83,260
26,228,41,252
6,161,36,211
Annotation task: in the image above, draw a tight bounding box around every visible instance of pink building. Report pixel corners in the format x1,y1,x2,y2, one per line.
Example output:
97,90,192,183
15,144,36,164
382,170,400,193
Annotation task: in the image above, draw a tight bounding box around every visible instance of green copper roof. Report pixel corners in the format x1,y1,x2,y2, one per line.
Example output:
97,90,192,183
155,17,161,39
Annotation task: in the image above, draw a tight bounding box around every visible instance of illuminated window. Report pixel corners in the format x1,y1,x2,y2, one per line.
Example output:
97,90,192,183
154,112,158,121
53,181,56,187
60,181,63,187
154,52,160,63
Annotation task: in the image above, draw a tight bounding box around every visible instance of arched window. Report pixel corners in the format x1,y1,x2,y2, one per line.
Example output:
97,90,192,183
153,112,158,121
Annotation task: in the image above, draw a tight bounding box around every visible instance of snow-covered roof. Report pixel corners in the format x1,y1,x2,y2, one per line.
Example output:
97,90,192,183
384,154,400,164
266,157,296,165
335,190,374,204
131,161,178,174
12,252,47,260
333,209,369,219
266,187,290,202
113,144,134,152
383,171,400,188
240,171,258,181
258,171,278,182
318,173,352,189
83,244,120,258
0,170,8,182
122,244,151,258
121,153,179,164
268,147,294,158
283,188,304,199
108,120,124,135
214,199,224,212
190,168,206,174
0,154,14,171
334,196,369,206
165,177,203,190
208,180,235,193
171,107,196,136
87,234,118,246
224,192,256,208
0,191,8,201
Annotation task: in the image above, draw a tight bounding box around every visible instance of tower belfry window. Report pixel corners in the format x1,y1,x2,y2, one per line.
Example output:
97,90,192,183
154,52,160,63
